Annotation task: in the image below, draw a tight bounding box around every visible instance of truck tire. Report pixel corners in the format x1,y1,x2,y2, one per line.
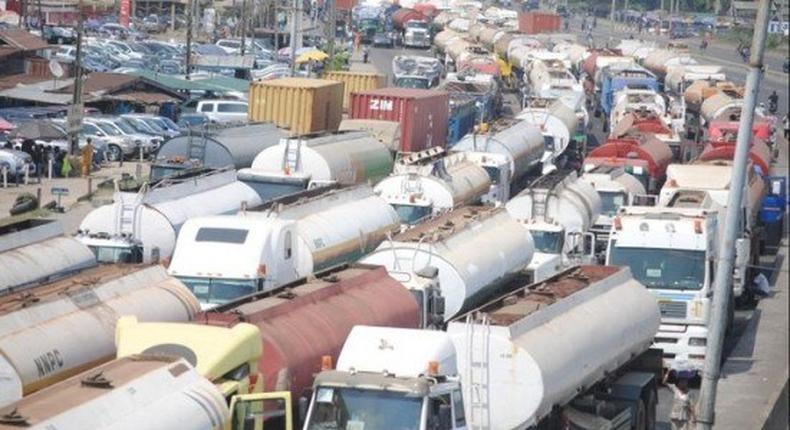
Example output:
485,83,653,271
634,398,647,430
644,388,657,430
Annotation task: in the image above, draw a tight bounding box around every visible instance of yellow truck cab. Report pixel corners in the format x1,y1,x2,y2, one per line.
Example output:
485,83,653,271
115,316,293,430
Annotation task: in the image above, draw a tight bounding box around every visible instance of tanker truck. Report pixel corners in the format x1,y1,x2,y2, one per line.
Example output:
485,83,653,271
580,165,647,255
362,206,535,322
302,265,662,430
167,185,400,308
76,167,261,264
452,119,545,200
658,162,766,302
0,265,200,407
584,134,674,194
114,264,426,428
238,131,394,201
0,354,286,430
506,170,601,283
375,148,492,225
0,219,95,295
516,98,581,172
392,55,443,89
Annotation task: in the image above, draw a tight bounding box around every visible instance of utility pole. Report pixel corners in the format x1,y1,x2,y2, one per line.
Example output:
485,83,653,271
289,0,298,74
610,0,616,21
69,0,85,156
186,0,193,79
696,0,772,428
240,0,248,56
327,0,336,59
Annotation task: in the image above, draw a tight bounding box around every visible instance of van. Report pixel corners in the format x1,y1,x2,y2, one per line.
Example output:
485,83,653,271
195,100,249,125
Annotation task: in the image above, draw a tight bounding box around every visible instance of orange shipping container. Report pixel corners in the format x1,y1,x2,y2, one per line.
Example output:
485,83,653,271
324,71,387,111
248,78,343,135
518,11,561,34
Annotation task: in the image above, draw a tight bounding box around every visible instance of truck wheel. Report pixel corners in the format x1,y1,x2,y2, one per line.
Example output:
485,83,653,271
643,389,657,430
107,145,123,162
634,398,647,430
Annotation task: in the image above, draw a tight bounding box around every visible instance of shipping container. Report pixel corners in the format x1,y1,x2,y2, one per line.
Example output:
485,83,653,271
248,78,343,136
350,87,449,153
518,11,561,34
323,71,387,111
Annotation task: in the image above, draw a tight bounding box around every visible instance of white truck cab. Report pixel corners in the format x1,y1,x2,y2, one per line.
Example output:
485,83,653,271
302,326,466,430
607,206,719,372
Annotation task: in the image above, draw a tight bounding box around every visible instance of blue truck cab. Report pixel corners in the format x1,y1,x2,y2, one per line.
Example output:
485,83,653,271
600,64,658,118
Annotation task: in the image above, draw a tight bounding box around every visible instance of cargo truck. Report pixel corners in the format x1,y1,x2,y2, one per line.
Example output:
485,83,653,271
506,170,601,282
0,354,284,430
167,185,400,308
0,219,96,295
598,64,658,122
581,165,647,255
362,206,535,322
303,265,662,430
76,167,260,264
403,20,432,48
0,265,200,407
115,264,426,428
375,149,492,225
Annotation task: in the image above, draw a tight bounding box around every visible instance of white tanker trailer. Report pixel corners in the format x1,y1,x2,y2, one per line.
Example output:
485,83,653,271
361,206,534,321
516,98,579,172
0,265,200,407
375,150,491,225
700,92,744,125
0,219,96,295
76,167,260,264
167,185,400,308
238,131,393,201
452,119,545,196
304,265,661,430
506,170,601,282
0,355,271,430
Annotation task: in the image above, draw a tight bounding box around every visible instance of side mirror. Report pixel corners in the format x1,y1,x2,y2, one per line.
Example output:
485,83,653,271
438,404,452,429
298,396,309,425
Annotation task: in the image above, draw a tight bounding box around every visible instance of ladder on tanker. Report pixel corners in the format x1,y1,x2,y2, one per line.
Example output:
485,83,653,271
282,139,301,173
115,183,146,237
185,129,208,163
465,313,492,430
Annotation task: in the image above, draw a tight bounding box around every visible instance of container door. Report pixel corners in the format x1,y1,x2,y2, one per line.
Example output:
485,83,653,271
229,391,293,430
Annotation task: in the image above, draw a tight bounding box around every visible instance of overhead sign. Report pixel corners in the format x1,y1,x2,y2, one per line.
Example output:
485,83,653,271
768,20,789,35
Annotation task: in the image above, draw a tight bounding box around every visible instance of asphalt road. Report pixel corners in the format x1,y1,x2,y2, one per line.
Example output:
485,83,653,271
363,23,787,427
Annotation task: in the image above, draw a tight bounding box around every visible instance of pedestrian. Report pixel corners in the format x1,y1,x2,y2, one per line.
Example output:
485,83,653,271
783,113,789,140
32,144,43,182
60,152,72,178
81,138,94,177
362,45,370,63
593,16,597,28
664,366,696,430
768,90,779,114
21,139,35,158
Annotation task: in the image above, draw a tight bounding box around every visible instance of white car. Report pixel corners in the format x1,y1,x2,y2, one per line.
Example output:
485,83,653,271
195,100,248,124
0,148,34,178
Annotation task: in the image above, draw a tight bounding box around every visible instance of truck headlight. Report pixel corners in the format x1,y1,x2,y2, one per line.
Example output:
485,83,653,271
688,337,707,347
690,300,704,318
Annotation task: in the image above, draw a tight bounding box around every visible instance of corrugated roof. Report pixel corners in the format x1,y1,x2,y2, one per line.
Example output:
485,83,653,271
0,28,49,51
55,72,139,95
0,73,51,91
254,77,339,88
106,91,179,105
126,70,249,93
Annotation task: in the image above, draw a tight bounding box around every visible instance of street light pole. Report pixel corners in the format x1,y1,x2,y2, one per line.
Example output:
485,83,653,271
610,0,616,21
69,0,85,156
290,0,298,74
696,0,772,428
240,0,248,56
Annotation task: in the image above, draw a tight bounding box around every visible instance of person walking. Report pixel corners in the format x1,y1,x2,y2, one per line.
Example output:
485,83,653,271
664,366,696,430
783,112,789,140
81,138,94,177
768,90,779,114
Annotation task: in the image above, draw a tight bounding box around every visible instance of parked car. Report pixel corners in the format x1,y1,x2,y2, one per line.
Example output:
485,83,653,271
42,26,77,44
121,114,180,138
77,120,137,161
86,118,157,159
669,27,696,39
0,148,33,178
142,15,166,33
177,113,209,131
195,100,249,124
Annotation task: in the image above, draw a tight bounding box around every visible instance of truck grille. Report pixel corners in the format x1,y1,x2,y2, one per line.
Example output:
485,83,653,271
659,301,687,319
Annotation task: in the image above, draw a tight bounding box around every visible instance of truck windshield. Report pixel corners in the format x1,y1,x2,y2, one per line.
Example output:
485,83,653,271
90,245,142,263
609,246,705,290
306,387,422,430
179,277,257,305
528,229,564,254
395,77,430,89
392,204,432,225
599,191,628,216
